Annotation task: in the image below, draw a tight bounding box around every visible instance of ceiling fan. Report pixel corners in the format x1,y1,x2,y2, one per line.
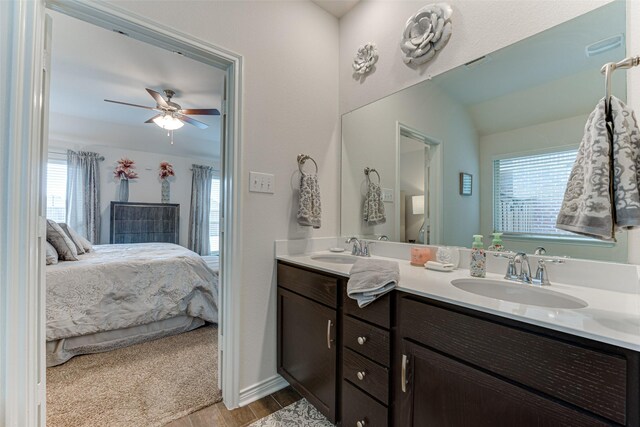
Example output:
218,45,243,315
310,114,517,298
104,88,220,130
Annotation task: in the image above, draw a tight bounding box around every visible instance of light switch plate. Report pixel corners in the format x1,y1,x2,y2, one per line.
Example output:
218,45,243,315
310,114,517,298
382,188,394,203
249,171,275,194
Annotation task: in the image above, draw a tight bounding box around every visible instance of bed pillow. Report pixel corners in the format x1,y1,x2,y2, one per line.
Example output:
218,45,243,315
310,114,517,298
46,219,78,261
76,234,93,253
58,223,87,255
45,241,59,265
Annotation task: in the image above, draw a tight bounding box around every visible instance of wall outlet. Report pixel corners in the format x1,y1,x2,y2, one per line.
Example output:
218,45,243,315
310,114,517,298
382,188,394,203
249,171,275,194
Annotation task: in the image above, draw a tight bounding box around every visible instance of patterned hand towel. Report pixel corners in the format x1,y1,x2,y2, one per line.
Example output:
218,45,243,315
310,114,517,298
363,181,386,226
297,172,321,229
347,259,399,308
557,96,640,240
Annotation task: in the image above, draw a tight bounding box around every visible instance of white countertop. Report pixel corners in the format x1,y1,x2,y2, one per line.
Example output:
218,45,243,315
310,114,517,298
277,251,640,352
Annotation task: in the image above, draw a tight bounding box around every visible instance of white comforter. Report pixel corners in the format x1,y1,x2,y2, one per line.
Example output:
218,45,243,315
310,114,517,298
46,243,218,341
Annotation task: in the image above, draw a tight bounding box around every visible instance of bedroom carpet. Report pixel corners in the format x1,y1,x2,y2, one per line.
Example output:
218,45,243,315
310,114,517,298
46,325,221,427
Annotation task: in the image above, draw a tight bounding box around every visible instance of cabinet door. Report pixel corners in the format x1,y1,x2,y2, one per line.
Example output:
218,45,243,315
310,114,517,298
278,288,337,422
396,340,608,427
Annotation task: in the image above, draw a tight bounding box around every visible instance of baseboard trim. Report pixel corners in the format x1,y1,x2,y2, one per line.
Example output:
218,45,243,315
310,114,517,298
238,374,289,407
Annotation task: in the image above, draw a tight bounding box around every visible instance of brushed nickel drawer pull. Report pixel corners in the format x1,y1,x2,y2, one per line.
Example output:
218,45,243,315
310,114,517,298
356,371,366,380
327,320,333,349
401,354,409,393
356,420,366,427
357,336,367,345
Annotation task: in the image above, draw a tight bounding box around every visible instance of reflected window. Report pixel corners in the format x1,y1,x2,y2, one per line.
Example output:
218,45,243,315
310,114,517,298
493,149,578,237
209,178,220,255
46,157,67,223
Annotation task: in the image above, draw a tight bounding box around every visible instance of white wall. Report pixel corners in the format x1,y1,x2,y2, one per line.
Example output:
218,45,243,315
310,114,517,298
111,0,341,395
49,139,218,247
342,82,479,247
339,0,614,114
479,115,629,262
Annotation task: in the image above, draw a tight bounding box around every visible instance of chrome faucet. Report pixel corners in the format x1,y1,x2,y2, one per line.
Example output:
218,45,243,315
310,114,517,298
495,251,565,286
346,237,370,257
513,252,532,284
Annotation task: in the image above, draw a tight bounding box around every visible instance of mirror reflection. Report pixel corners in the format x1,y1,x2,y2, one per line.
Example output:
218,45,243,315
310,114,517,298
341,1,628,262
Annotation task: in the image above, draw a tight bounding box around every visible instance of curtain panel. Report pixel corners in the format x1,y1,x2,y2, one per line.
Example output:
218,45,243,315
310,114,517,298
66,150,102,243
189,164,216,255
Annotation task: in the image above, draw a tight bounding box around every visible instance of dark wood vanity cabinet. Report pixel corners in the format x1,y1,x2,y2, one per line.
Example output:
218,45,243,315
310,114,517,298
394,292,640,427
277,262,341,423
277,262,640,427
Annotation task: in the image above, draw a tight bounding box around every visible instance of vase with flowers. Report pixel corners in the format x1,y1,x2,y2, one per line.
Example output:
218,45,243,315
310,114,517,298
113,158,139,202
158,161,175,203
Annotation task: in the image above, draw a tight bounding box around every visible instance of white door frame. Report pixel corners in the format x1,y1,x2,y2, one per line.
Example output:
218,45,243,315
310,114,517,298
1,1,244,425
395,122,443,245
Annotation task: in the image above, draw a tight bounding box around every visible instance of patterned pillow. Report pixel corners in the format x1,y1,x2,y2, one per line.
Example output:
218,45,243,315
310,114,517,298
45,241,59,265
76,234,93,253
58,223,86,255
46,219,78,261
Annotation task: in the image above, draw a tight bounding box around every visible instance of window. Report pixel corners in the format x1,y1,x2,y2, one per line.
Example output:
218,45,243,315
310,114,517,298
209,177,220,255
46,158,67,222
493,149,577,237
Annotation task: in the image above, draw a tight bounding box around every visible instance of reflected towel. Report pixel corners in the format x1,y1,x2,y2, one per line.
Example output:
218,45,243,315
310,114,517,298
363,181,386,226
557,96,640,240
297,173,321,229
347,259,399,308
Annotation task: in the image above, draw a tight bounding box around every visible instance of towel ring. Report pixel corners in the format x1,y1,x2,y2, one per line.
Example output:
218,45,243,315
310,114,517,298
364,167,381,184
297,154,318,174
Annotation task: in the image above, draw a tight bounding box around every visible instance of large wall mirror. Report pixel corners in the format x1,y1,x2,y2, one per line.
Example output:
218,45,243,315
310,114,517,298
341,1,629,262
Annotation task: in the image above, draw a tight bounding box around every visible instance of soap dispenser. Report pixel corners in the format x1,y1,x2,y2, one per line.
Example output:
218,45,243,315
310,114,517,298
488,232,504,252
470,234,486,278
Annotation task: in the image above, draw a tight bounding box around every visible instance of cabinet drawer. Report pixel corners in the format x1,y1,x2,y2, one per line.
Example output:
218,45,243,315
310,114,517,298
343,348,389,404
344,316,390,366
342,381,388,427
399,296,627,425
343,289,390,329
277,262,338,308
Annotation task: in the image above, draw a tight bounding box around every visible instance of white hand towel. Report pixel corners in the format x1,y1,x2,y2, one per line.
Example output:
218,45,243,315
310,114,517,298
363,181,386,226
347,259,399,308
297,172,321,229
557,96,640,240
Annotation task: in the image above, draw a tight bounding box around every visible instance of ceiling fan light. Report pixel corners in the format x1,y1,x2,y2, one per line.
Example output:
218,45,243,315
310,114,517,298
153,114,184,130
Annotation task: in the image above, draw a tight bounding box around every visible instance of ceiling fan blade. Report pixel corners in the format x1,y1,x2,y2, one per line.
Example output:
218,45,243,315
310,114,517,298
145,114,162,123
177,114,209,129
104,99,157,110
146,88,170,108
179,108,220,116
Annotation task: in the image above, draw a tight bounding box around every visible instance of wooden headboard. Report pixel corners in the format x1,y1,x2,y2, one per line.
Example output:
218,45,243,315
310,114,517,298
110,202,180,244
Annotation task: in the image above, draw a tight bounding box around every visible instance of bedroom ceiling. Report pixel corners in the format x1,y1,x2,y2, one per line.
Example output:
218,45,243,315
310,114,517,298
48,10,225,160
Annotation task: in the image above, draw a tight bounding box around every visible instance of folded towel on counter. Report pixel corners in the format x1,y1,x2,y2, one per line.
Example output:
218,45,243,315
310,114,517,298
297,172,321,228
557,96,640,240
347,259,399,308
363,181,386,226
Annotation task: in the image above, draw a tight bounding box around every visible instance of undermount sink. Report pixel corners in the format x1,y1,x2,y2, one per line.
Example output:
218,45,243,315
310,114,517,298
451,278,588,309
310,254,358,265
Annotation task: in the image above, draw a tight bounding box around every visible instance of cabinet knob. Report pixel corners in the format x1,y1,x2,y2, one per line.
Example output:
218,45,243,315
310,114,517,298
356,371,366,380
357,336,367,345
356,420,366,427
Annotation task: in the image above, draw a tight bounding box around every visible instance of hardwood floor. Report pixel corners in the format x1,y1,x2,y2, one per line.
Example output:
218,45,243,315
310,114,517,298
165,386,303,427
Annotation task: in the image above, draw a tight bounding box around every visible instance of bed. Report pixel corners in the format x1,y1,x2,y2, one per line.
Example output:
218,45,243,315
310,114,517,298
46,243,218,366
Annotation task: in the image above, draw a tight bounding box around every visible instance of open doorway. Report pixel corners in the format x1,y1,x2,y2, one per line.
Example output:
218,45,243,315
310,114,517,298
38,5,239,425
396,122,443,245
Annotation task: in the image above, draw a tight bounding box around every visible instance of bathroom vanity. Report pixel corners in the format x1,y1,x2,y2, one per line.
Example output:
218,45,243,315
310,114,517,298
276,256,640,427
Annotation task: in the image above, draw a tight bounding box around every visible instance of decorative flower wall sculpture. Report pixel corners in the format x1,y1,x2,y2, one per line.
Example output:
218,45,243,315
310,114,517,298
401,3,452,65
353,42,379,75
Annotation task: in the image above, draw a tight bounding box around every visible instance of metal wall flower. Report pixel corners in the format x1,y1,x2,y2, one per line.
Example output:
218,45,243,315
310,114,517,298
400,3,453,65
353,42,379,75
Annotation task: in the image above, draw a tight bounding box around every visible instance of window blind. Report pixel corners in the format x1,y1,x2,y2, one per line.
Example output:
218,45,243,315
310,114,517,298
46,160,67,223
209,178,221,255
493,149,577,237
